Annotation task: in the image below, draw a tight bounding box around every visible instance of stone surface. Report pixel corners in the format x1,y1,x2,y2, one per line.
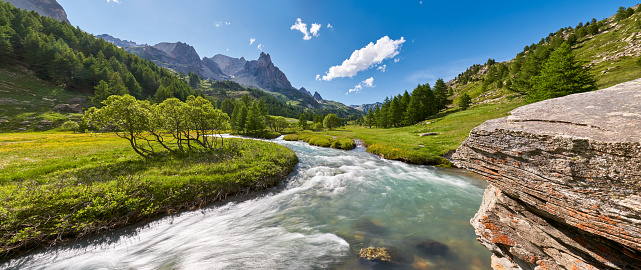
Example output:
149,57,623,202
53,103,82,113
454,79,641,269
358,247,392,262
5,0,69,23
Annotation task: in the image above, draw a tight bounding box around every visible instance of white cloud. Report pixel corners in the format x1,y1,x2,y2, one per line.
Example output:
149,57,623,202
377,65,387,72
107,0,120,3
290,18,311,40
394,58,400,63
321,36,405,81
257,44,264,51
310,23,321,37
347,77,375,95
315,74,321,81
250,38,256,45
215,21,231,27
327,23,333,30
419,1,423,4
291,18,322,40
362,77,374,87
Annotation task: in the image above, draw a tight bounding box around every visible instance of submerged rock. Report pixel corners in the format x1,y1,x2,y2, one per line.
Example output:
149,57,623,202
416,239,449,256
359,247,392,262
453,79,641,269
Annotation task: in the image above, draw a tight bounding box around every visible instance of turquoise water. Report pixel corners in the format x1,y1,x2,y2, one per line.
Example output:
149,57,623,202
2,138,491,269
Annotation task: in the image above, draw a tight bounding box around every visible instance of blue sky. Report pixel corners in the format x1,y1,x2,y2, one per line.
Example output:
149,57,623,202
58,0,639,105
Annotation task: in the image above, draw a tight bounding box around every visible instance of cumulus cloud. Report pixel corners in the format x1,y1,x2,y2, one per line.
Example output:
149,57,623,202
321,36,405,81
315,74,321,81
250,38,256,45
215,21,231,27
107,0,120,3
347,77,375,95
327,23,333,30
291,18,323,40
310,23,321,37
257,44,264,51
290,18,311,40
394,58,400,63
377,65,387,72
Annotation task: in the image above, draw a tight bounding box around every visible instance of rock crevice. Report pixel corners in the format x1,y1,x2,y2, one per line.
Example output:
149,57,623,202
454,79,641,269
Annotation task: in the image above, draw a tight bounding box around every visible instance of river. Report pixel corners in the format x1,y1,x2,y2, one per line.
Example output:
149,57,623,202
2,137,491,270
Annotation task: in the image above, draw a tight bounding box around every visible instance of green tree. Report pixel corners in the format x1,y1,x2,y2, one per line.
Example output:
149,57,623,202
61,120,79,132
459,93,472,110
323,113,341,130
84,95,154,158
298,114,308,130
245,102,265,133
529,43,596,102
433,78,450,111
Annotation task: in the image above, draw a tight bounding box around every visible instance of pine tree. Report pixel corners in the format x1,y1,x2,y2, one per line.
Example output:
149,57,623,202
404,93,423,125
245,102,265,133
298,114,308,130
529,43,596,102
433,78,449,111
459,93,472,110
615,6,628,21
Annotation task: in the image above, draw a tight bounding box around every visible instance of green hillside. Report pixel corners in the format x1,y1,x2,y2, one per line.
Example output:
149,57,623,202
448,5,641,106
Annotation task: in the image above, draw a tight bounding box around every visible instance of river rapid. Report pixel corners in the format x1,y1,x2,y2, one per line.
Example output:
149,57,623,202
2,137,491,270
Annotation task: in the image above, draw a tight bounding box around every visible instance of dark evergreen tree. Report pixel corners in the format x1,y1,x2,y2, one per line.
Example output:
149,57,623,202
459,93,472,110
433,78,450,111
529,43,596,102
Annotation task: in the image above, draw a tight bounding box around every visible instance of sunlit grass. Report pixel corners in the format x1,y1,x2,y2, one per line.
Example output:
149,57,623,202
0,132,298,257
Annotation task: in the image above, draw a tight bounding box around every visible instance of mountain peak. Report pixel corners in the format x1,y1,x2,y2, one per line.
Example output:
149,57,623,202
258,52,272,65
5,0,69,23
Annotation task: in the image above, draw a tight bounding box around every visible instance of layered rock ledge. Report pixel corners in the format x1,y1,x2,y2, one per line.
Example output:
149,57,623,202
453,79,641,270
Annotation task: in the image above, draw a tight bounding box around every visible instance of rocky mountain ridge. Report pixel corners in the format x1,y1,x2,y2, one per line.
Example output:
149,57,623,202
350,102,383,112
111,39,303,95
5,0,68,23
453,79,641,269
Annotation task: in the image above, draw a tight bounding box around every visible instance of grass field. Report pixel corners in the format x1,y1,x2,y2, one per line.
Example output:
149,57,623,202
0,132,298,257
289,98,524,166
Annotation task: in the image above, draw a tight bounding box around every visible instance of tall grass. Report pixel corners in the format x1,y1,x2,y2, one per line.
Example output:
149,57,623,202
0,132,298,258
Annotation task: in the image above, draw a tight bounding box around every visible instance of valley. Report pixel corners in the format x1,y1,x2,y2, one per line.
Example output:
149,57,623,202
1,0,641,269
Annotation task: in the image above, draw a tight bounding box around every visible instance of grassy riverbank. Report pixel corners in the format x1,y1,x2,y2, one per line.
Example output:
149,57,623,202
0,132,298,257
289,100,523,166
283,132,355,150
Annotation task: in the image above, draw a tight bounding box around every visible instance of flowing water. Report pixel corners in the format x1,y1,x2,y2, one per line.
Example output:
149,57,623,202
2,137,491,270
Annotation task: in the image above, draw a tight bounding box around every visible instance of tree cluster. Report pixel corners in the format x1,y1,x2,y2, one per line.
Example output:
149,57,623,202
84,95,230,158
0,2,195,105
229,94,290,134
363,78,450,128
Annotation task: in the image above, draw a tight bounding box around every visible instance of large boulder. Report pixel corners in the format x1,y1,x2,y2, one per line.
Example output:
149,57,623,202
453,79,641,269
53,103,83,113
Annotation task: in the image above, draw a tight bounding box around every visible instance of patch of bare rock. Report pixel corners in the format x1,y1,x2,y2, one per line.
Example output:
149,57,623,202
453,79,641,269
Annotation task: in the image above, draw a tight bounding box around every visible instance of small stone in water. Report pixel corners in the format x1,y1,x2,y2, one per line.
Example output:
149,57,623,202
358,247,392,262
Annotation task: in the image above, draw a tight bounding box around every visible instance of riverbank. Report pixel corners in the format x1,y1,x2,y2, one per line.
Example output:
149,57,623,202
0,132,298,258
283,132,355,150
288,100,524,167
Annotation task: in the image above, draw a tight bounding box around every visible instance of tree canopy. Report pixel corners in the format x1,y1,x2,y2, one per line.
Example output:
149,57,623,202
529,43,596,102
84,95,229,158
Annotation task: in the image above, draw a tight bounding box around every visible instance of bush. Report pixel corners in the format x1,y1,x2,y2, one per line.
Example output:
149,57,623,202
61,121,80,132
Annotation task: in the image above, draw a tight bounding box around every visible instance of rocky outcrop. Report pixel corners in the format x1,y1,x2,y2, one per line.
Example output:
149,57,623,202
313,91,323,101
453,79,641,269
233,52,294,91
5,0,69,23
97,34,144,48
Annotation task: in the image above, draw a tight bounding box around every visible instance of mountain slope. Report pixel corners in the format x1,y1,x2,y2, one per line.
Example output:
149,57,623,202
4,0,68,23
106,38,361,115
447,5,641,108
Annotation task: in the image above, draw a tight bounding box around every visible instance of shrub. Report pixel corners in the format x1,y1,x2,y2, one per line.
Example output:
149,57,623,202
61,121,80,132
